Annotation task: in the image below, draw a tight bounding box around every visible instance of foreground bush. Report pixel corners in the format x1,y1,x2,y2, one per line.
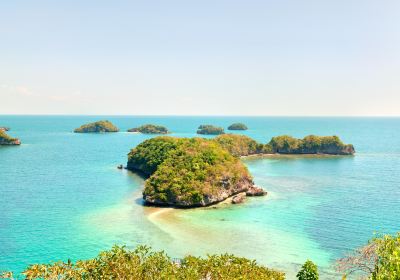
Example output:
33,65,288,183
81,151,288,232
336,232,400,279
296,260,319,280
1,245,285,280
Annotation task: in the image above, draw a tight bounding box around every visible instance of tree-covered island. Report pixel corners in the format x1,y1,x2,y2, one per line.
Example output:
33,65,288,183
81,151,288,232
128,124,169,134
74,120,119,133
127,137,264,207
196,125,225,135
227,123,248,130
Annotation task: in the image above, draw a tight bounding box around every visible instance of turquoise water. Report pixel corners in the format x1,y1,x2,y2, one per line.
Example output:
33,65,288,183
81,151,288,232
0,116,399,278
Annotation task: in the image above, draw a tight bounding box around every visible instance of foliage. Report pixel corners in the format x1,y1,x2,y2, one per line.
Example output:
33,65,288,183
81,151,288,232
17,245,285,280
128,124,169,134
143,137,252,206
296,260,319,280
214,134,262,156
267,135,354,155
336,233,400,279
127,136,179,176
73,120,119,133
197,125,225,135
227,123,248,130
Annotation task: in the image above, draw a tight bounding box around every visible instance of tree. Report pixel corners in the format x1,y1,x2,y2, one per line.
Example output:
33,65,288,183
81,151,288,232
297,260,319,280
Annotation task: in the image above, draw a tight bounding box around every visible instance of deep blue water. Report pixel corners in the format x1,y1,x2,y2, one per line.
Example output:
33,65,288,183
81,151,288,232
0,116,399,277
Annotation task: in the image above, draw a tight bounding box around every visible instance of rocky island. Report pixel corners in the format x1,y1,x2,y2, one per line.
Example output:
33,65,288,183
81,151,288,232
197,125,225,135
74,120,119,133
128,124,169,134
127,136,265,207
0,130,21,145
126,134,354,208
227,123,248,130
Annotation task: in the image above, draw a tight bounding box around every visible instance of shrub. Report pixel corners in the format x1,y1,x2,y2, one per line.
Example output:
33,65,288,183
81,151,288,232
336,233,400,279
17,245,285,280
297,260,319,280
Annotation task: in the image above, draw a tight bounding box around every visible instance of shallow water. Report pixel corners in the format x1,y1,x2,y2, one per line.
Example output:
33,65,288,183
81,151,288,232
0,116,399,278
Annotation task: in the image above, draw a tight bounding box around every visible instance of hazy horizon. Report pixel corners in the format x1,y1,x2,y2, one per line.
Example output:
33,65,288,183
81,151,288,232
1,1,400,116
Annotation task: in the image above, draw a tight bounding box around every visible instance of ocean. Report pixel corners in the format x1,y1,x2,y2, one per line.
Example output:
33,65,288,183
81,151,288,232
0,116,399,278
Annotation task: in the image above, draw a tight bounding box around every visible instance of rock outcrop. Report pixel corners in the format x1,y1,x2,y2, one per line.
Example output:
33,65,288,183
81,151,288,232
0,130,20,145
232,192,247,204
246,185,267,196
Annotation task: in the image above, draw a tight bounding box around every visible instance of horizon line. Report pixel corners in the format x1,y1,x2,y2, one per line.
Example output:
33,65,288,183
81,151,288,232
0,114,399,118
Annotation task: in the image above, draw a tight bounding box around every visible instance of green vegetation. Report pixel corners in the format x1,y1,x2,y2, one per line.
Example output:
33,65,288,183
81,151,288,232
127,137,179,176
1,245,284,280
127,136,253,207
297,260,319,280
0,130,20,145
197,125,225,135
73,120,119,133
128,124,169,134
228,122,248,130
336,233,400,279
266,135,355,155
214,134,262,156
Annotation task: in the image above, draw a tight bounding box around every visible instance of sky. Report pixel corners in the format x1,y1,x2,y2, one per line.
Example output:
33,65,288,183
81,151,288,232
1,0,399,116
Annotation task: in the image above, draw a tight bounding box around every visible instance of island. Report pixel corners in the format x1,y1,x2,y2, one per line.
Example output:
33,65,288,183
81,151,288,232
197,125,224,135
227,123,248,130
265,135,355,155
215,134,355,156
127,124,169,134
0,130,21,145
127,136,265,207
0,127,10,132
74,120,119,133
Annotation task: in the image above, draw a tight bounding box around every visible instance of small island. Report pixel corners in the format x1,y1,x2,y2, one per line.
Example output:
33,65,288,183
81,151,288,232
74,120,119,133
227,123,248,130
128,124,169,134
197,125,225,135
0,130,21,145
127,136,265,207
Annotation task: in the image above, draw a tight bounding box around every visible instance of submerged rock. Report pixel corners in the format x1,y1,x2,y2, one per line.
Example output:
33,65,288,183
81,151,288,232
246,185,267,196
232,192,247,204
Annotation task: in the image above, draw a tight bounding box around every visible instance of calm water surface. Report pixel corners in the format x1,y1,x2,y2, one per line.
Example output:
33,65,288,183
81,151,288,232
0,116,399,278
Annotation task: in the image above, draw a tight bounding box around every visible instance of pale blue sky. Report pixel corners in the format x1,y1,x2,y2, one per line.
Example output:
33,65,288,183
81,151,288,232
1,0,399,115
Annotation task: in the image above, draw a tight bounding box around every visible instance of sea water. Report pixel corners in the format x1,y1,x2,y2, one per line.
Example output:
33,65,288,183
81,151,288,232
0,116,399,278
